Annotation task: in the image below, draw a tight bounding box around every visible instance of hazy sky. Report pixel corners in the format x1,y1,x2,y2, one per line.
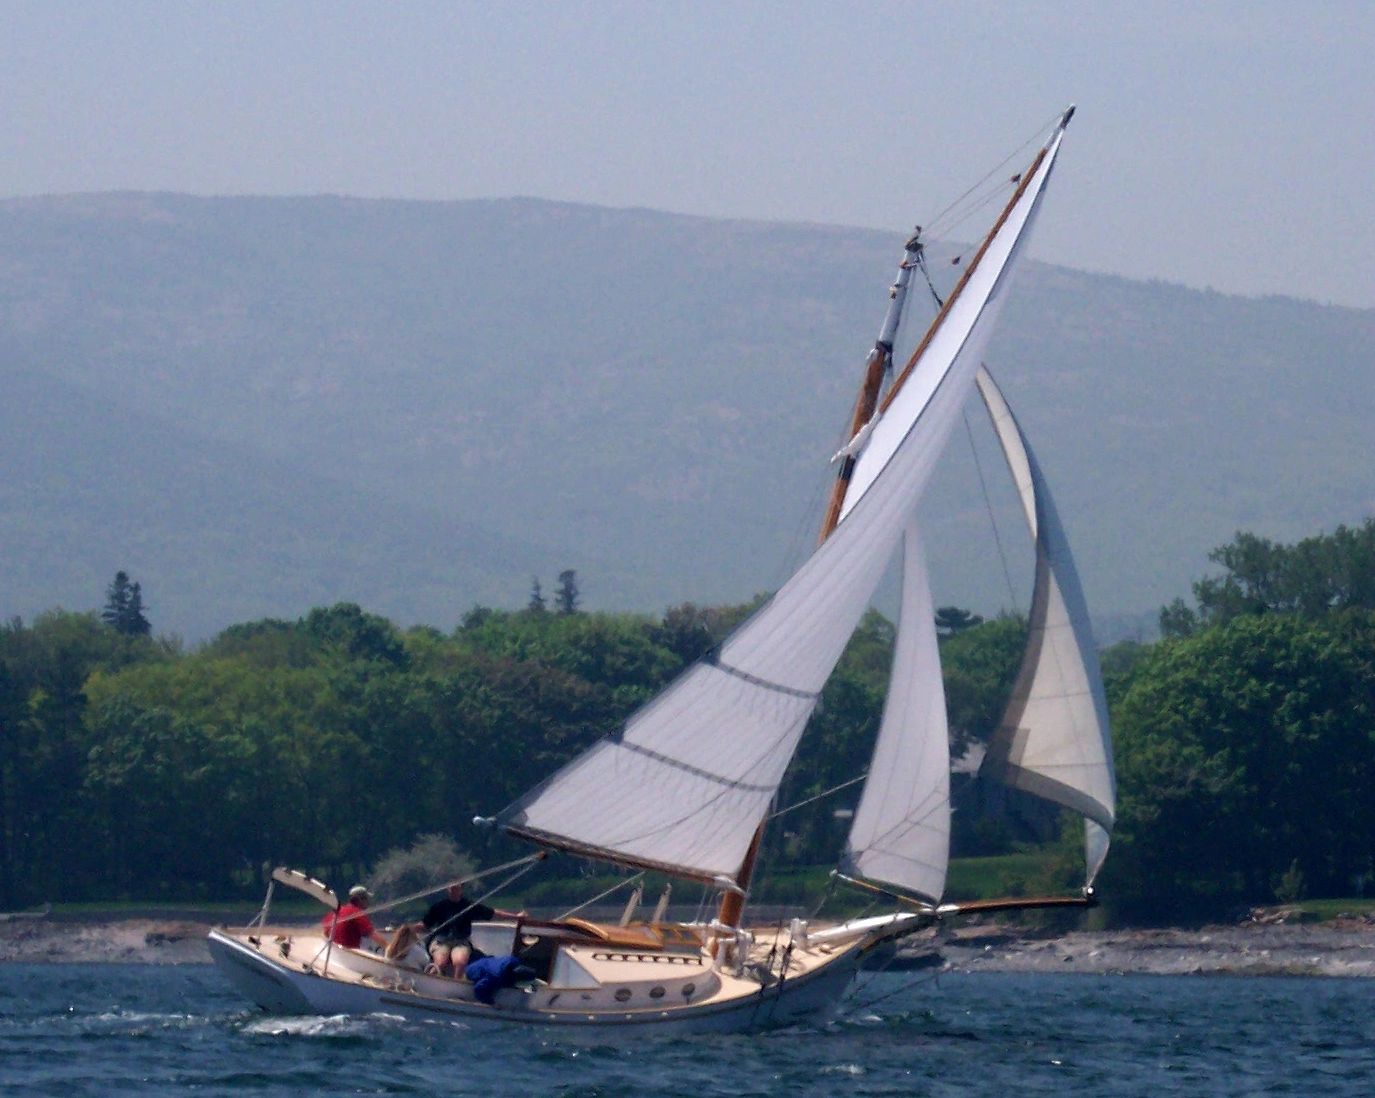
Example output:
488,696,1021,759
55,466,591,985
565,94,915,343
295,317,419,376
5,1,1372,307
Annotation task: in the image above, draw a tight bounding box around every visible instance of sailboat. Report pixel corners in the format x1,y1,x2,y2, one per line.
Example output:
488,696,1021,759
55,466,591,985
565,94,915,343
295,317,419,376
209,105,1115,1032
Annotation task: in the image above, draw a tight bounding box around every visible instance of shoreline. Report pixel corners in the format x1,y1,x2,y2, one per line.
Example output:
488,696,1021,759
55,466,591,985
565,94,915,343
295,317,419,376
4,913,1375,976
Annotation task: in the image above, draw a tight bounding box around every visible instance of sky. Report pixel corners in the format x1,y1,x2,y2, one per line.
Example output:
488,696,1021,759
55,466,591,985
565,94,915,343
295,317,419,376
3,1,1373,308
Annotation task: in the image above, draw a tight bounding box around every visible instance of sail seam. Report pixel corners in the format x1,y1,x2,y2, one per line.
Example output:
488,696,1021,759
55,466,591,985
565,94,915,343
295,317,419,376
619,740,777,793
707,656,819,701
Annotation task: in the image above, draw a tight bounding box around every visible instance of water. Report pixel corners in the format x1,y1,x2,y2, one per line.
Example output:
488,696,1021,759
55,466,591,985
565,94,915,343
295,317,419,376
1,965,1371,1096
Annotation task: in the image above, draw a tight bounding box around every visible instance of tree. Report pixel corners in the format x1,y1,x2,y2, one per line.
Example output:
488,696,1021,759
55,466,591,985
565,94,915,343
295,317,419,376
935,606,984,636
1104,611,1375,916
1167,521,1375,630
302,603,408,668
101,571,151,637
555,570,579,615
527,578,546,614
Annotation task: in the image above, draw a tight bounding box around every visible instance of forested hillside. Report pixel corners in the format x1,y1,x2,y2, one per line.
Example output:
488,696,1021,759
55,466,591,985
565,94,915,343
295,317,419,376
3,194,1372,640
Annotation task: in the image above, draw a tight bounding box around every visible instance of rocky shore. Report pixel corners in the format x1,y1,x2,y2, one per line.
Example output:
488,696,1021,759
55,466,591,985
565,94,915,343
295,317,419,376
926,918,1375,978
4,910,1374,976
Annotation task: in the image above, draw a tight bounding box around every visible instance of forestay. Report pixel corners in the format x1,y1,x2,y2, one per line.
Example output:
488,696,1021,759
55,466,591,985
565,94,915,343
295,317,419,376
498,116,1073,886
975,366,1116,883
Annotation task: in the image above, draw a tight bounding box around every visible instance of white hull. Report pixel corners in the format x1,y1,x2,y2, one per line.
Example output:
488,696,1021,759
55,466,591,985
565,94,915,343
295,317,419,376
208,923,868,1034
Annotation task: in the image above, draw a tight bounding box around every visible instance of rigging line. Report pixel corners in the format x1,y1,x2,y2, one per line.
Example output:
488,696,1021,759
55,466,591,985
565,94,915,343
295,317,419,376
555,871,646,921
844,963,943,1016
923,109,1063,237
420,857,546,945
926,185,1017,253
925,179,1012,242
350,852,544,922
963,405,1020,612
915,250,945,310
768,772,867,820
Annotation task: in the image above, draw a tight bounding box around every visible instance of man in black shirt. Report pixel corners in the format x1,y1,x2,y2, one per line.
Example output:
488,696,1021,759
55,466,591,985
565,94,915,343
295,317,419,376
421,881,521,978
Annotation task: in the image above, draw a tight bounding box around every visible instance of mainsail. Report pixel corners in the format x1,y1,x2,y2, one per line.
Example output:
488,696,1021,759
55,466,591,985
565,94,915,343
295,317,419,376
974,366,1116,883
498,112,1075,887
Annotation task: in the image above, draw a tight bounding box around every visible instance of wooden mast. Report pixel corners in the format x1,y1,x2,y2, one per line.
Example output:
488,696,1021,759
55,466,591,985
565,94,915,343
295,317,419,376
818,109,1070,542
717,231,926,933
717,111,1072,932
817,229,926,541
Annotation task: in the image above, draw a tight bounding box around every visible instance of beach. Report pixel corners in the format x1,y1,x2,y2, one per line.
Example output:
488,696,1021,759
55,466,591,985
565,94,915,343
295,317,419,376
4,910,1375,976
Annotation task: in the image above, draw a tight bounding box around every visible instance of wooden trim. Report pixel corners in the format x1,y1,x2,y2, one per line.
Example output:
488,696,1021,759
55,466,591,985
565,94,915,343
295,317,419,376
819,344,892,542
938,894,1097,916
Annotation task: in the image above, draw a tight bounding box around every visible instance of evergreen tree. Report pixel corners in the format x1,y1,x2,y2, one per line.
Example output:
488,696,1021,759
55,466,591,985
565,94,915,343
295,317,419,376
528,577,547,614
101,571,151,636
555,570,580,615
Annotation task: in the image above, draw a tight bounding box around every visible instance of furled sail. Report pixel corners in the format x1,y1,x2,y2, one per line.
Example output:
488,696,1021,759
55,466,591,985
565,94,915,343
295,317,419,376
497,114,1074,886
974,365,1116,882
839,520,950,904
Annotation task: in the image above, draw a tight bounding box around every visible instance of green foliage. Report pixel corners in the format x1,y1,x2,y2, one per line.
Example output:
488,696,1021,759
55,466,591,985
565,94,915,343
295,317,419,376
1170,521,1375,630
1274,859,1306,904
367,834,475,903
1104,610,1375,918
940,614,1026,757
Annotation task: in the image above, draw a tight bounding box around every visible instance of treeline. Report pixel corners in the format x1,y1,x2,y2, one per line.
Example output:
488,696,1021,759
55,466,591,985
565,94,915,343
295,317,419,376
1104,518,1375,918
0,586,1031,908
3,518,1375,919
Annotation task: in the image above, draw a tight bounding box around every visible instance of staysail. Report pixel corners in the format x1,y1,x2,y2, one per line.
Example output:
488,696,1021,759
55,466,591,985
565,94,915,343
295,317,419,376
497,112,1074,886
975,365,1116,882
838,520,950,904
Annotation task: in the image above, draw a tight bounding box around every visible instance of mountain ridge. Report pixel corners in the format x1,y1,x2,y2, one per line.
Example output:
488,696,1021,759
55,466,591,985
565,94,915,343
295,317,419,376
3,193,1371,640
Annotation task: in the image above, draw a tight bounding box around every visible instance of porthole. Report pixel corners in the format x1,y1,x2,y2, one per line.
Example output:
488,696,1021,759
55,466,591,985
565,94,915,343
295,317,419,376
614,988,632,1002
681,982,696,999
649,986,666,999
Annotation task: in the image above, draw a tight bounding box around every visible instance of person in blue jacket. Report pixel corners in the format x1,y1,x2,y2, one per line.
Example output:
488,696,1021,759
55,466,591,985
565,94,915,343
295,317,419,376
466,954,538,1005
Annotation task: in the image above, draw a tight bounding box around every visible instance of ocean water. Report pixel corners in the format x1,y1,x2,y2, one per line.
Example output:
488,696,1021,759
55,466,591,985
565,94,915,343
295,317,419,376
0,964,1370,1096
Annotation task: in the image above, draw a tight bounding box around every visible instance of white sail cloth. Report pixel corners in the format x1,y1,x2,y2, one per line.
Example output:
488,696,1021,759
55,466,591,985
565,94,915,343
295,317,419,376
975,366,1116,883
839,522,950,904
498,121,1070,885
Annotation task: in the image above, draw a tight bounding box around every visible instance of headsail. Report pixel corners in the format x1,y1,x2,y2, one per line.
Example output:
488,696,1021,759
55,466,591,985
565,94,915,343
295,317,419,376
839,520,950,904
497,112,1075,887
975,365,1116,883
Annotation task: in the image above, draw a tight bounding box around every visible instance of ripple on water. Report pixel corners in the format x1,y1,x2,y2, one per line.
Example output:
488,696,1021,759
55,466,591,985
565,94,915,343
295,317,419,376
0,966,1373,1096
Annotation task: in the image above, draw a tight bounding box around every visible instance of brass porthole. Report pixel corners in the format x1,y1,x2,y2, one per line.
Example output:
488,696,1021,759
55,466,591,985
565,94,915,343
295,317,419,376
649,986,666,999
681,982,696,998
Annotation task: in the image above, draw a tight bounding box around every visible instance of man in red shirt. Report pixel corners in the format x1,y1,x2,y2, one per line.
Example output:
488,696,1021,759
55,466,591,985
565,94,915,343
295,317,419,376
322,885,388,951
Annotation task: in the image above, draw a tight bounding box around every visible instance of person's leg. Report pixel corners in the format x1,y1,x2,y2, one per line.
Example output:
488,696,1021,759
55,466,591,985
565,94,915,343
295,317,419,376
428,942,453,975
450,944,473,980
